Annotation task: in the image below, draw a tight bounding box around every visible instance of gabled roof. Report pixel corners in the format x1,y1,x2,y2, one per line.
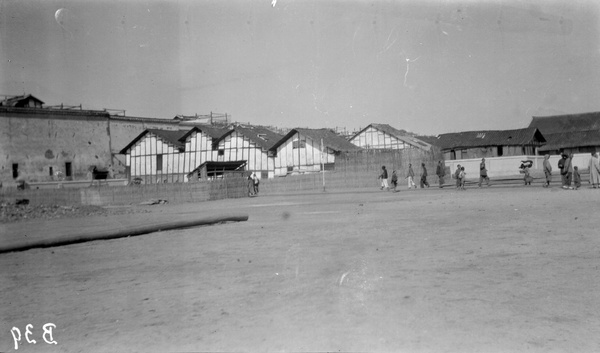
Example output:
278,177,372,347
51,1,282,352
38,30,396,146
215,126,284,151
270,128,362,152
178,125,229,141
434,127,546,150
538,131,600,152
119,129,187,154
350,123,433,150
0,94,44,107
528,112,600,134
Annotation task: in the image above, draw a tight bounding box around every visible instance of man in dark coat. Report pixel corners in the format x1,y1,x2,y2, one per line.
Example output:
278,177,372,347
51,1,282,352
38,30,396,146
420,163,430,188
558,153,567,187
435,160,445,188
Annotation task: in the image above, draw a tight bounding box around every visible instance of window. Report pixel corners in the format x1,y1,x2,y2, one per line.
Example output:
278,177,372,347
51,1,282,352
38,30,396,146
156,154,163,171
12,163,18,179
497,146,503,156
65,162,72,179
287,166,293,172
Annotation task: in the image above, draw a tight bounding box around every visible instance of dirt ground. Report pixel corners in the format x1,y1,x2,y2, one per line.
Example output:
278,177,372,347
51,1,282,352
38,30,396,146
1,185,600,352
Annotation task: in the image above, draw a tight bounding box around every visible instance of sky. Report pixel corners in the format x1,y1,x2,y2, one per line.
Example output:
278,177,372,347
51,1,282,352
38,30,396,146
1,0,600,135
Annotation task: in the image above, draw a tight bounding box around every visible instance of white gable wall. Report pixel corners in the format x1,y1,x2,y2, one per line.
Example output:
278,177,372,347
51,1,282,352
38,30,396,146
124,133,186,183
182,130,220,173
351,126,412,149
216,131,274,178
274,132,336,176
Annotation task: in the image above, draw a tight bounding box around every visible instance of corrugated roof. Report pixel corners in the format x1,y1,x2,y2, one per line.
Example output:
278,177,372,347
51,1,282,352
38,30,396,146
271,128,363,152
216,126,285,151
350,123,433,150
529,112,600,134
119,129,187,154
538,131,600,151
434,127,545,150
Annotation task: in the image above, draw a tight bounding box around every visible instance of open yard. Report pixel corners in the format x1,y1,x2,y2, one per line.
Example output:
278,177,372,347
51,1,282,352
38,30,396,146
1,185,600,352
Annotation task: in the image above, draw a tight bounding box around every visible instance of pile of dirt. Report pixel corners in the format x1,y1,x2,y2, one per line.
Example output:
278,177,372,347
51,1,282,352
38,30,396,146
0,201,147,223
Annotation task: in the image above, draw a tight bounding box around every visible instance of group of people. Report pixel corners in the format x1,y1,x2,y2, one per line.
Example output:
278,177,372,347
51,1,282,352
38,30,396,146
380,158,492,192
544,152,600,190
379,162,436,192
452,158,490,190
247,173,260,196
379,153,600,192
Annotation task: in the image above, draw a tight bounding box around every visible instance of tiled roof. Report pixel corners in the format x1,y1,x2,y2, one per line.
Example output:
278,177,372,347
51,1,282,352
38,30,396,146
216,126,285,151
147,129,187,148
528,112,600,134
0,94,44,107
434,128,545,150
119,129,187,154
351,123,433,150
271,128,362,152
179,125,229,141
538,131,600,151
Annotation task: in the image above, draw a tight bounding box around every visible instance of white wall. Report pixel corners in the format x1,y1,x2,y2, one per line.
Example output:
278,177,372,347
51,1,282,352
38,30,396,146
446,153,596,179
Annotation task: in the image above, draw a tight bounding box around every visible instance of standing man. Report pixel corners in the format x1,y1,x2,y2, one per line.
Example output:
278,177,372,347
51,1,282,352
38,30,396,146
478,158,490,187
558,153,567,187
406,163,416,189
379,165,389,190
436,160,445,188
589,152,600,188
420,163,430,188
252,173,260,195
563,154,573,189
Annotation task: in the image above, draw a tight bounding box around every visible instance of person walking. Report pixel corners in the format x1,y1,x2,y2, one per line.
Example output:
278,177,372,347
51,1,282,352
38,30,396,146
542,154,552,188
589,152,600,188
436,160,445,188
521,163,532,186
420,163,430,188
459,166,467,190
478,158,490,187
454,164,462,189
406,163,416,189
379,165,389,190
391,170,398,192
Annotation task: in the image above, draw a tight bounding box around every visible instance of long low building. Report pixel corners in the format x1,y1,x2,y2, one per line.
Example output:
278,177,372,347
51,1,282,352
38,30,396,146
426,127,547,160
